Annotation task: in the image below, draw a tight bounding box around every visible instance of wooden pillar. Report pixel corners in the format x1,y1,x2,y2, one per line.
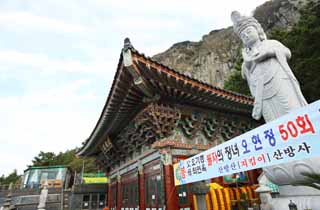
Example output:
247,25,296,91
138,162,146,210
162,152,179,210
212,176,224,185
107,180,112,208
116,174,121,210
247,169,260,185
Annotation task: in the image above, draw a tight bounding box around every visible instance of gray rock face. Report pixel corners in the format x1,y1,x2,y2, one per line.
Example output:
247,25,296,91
152,0,309,88
153,28,239,88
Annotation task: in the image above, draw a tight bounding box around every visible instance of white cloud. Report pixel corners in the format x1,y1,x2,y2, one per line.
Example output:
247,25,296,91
0,79,94,107
0,79,105,175
0,50,115,74
96,0,268,25
0,11,88,33
111,18,182,30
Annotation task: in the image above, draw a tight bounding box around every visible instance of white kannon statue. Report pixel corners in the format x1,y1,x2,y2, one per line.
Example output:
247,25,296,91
231,11,320,210
231,11,307,123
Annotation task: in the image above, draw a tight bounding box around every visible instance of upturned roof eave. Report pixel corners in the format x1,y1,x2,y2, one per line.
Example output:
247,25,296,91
76,52,125,157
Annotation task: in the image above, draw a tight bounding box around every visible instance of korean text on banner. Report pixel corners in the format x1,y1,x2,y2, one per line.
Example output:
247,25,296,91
174,100,320,186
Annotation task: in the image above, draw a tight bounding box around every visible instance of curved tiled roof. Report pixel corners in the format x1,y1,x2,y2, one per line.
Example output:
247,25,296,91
77,40,253,157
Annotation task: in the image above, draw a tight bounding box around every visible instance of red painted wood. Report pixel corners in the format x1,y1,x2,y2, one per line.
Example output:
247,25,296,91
116,180,121,210
107,183,112,208
212,176,224,185
247,169,261,185
139,172,146,210
163,164,179,210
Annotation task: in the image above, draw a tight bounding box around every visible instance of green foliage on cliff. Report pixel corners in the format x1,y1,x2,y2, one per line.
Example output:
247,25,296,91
224,56,251,96
224,1,320,102
270,1,320,103
31,149,99,173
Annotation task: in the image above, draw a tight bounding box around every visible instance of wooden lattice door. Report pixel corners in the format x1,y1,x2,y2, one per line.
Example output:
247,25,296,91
144,159,164,210
120,170,139,210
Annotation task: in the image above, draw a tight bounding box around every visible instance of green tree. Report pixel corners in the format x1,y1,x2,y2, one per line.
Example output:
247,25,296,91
0,169,21,185
31,151,57,166
69,156,99,173
30,149,99,173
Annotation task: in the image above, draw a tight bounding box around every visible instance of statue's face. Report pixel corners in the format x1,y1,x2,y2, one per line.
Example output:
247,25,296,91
240,26,259,47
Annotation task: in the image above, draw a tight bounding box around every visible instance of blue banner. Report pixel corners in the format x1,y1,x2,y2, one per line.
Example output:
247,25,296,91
174,100,320,185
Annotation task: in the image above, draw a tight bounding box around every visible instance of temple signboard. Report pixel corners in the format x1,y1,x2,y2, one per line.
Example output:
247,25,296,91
174,100,320,186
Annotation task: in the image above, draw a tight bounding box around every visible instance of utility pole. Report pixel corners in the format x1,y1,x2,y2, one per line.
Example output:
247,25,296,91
81,160,85,184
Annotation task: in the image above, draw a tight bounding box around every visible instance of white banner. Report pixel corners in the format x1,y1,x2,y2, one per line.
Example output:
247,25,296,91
174,100,320,185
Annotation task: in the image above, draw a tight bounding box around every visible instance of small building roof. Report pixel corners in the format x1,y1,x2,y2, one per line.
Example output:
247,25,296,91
24,165,68,173
77,38,253,157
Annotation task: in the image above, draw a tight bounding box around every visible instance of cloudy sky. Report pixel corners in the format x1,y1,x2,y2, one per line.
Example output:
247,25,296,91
0,0,268,176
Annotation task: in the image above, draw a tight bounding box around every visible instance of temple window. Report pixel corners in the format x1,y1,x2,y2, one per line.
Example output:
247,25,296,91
177,184,190,205
82,194,90,209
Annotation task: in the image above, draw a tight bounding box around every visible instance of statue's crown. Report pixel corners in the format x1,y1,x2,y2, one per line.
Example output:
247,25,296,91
231,11,260,36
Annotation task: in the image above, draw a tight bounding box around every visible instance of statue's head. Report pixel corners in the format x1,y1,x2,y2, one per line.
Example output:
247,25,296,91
231,11,266,47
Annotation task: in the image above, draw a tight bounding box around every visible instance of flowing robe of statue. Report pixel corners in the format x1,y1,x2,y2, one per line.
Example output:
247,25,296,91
241,39,307,122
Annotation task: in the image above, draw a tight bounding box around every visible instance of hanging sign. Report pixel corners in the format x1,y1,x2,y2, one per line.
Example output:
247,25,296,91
82,173,108,184
174,100,320,186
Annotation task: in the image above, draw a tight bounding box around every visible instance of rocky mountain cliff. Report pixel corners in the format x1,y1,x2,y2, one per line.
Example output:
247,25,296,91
152,0,312,88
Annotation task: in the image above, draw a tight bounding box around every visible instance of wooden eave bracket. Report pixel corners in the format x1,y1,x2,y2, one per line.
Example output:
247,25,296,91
122,42,155,99
142,93,160,103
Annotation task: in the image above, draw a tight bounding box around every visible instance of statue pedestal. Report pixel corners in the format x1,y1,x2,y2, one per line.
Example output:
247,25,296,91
263,157,320,185
262,157,320,209
270,185,320,210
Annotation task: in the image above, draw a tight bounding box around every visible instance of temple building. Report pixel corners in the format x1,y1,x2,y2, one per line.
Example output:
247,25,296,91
77,38,262,210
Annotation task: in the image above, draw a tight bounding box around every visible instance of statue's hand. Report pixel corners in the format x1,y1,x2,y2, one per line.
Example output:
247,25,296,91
252,48,275,62
252,103,262,120
252,108,262,120
252,52,268,63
